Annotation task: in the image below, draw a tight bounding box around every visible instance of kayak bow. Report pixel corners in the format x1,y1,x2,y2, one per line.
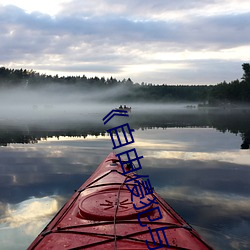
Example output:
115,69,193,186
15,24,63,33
28,152,213,250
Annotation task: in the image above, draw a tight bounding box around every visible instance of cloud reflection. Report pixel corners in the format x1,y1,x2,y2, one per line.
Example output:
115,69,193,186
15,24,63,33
150,150,250,167
131,128,249,166
0,196,61,249
156,186,250,249
157,186,250,216
0,196,59,229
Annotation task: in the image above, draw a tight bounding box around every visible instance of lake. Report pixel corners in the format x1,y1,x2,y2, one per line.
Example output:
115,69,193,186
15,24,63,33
0,104,250,249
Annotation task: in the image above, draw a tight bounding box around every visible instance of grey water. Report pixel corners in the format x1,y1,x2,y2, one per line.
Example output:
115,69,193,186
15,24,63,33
0,104,250,249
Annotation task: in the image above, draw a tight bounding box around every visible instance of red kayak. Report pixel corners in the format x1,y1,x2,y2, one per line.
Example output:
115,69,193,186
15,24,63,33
28,152,213,249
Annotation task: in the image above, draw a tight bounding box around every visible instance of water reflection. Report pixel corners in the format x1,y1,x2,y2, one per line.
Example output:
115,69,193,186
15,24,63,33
0,107,250,149
0,108,250,249
0,196,62,250
0,196,59,228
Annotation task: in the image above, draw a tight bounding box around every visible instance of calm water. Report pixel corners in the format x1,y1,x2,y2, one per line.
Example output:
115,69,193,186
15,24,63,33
0,105,250,249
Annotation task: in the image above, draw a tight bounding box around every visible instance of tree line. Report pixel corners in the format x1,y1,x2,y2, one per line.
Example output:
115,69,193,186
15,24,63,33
208,63,250,104
0,63,249,104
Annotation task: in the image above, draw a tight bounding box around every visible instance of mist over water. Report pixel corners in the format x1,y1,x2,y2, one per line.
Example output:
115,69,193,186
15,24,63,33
0,84,198,125
1,84,250,148
0,85,111,122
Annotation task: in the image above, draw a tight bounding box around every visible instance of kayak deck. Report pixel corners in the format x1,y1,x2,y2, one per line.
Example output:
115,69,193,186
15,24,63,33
28,152,213,249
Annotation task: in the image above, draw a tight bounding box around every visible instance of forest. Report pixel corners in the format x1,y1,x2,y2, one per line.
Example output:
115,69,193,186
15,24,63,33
0,63,249,104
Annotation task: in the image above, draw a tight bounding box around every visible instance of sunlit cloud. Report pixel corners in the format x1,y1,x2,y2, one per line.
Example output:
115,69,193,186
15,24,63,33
152,46,250,62
0,0,66,16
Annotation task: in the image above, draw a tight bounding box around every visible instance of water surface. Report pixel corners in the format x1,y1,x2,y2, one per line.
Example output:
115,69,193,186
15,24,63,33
0,106,250,249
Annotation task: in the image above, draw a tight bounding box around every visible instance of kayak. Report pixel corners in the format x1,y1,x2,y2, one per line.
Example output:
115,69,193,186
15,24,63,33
28,152,213,249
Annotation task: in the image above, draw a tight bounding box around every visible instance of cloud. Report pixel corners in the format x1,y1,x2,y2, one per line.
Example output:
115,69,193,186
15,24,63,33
58,0,244,19
3,4,248,48
0,1,250,84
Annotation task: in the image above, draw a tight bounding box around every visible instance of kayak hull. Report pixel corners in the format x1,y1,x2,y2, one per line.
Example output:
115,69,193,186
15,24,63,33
28,152,213,249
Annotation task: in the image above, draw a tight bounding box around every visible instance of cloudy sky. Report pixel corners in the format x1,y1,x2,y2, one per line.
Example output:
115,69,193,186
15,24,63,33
0,0,250,85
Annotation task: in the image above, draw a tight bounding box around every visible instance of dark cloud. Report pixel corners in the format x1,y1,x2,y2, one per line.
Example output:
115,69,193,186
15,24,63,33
184,13,250,49
1,4,249,48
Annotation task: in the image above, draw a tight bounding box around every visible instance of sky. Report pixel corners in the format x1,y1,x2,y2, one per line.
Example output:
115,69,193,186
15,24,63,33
0,0,250,85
